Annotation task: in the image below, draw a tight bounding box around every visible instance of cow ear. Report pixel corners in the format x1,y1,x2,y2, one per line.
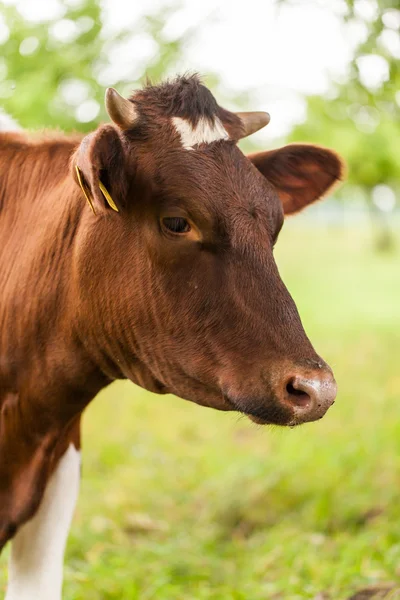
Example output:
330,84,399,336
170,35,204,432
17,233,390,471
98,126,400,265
248,144,344,215
73,125,128,215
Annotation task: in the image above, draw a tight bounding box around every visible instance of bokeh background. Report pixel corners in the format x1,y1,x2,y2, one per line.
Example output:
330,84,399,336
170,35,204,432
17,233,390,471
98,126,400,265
0,0,399,598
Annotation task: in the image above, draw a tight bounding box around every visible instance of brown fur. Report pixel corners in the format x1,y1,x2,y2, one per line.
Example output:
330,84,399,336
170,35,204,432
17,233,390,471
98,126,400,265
0,75,344,550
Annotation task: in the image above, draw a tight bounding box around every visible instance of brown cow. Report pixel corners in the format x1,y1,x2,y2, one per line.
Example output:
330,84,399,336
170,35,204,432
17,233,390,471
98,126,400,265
0,75,343,598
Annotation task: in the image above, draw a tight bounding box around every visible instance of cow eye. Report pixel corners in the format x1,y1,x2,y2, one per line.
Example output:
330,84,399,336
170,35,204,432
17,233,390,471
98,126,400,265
162,217,191,234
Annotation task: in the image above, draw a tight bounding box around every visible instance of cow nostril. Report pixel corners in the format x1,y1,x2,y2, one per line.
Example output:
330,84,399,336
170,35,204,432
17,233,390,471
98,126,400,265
285,379,312,408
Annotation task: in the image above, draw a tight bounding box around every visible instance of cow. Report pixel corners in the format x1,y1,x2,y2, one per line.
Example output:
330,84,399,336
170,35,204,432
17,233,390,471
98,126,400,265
0,75,343,598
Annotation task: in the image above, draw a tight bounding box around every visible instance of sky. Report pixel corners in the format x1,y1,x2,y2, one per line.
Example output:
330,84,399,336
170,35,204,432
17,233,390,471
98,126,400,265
1,0,381,142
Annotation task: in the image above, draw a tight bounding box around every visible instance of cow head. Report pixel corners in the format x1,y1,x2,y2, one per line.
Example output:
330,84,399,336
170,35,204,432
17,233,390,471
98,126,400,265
72,75,343,427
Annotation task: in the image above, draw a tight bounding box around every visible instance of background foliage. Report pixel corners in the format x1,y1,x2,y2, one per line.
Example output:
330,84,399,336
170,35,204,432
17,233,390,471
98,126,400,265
0,0,188,131
285,0,400,197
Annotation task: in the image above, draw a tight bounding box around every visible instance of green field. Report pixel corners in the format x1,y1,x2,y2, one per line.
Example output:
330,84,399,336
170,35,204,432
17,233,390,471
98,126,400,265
1,225,400,599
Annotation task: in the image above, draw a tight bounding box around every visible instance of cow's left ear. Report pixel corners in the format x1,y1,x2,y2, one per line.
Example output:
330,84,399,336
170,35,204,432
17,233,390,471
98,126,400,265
73,125,128,215
248,144,345,215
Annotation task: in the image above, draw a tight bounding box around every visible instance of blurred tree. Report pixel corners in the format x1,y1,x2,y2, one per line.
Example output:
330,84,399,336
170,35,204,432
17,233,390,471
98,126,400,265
0,0,192,132
280,0,399,247
288,1,399,187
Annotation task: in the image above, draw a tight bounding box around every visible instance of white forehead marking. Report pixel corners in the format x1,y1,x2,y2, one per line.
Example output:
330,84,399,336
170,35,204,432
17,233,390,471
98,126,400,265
0,110,21,131
172,116,229,150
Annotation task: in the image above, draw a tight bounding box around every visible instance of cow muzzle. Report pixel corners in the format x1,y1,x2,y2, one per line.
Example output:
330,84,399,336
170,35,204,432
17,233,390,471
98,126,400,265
221,361,337,426
277,368,337,425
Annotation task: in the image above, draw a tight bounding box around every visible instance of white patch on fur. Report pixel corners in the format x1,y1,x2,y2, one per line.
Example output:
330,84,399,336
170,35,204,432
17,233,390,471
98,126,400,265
5,445,81,600
0,110,21,131
173,115,229,149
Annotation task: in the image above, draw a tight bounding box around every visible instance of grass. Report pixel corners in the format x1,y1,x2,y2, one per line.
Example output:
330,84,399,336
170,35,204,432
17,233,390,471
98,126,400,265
1,224,400,599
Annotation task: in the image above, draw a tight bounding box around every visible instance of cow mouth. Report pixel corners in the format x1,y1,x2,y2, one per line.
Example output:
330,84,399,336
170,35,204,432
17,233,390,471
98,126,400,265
246,413,301,427
247,414,275,426
222,394,295,427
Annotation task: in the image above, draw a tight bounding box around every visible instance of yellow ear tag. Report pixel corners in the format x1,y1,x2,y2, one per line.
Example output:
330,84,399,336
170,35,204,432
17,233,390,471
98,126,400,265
75,165,96,215
99,180,119,212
